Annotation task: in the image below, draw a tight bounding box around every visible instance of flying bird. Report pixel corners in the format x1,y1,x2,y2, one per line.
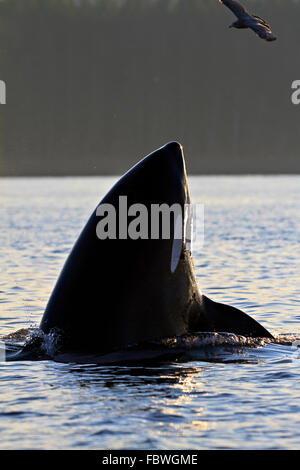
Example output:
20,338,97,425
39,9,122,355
219,0,277,42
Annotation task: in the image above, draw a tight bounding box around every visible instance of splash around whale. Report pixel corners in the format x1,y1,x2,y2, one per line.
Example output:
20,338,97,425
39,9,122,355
4,142,273,363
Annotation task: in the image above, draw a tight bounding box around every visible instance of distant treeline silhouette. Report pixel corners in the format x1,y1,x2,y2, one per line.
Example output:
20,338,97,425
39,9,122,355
0,0,299,175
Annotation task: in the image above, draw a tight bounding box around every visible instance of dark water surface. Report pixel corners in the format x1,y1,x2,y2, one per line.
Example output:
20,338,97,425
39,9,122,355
0,176,299,449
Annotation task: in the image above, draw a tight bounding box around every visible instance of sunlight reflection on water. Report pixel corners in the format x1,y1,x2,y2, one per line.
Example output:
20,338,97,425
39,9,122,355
0,176,299,449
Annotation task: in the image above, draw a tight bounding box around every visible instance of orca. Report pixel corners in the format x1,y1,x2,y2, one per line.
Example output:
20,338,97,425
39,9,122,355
4,142,273,362
35,141,272,356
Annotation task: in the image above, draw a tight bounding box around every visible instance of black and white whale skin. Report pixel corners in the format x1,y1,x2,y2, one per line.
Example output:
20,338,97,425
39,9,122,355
38,142,272,355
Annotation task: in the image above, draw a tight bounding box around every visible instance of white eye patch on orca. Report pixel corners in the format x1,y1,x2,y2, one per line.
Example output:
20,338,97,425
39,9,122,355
184,204,193,252
170,213,183,273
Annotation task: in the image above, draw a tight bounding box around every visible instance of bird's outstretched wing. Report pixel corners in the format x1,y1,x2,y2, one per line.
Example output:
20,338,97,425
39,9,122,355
247,16,277,41
219,0,249,19
252,15,270,27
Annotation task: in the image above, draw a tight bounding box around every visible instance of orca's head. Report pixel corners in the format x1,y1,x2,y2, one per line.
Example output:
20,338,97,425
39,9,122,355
106,141,189,209
137,141,185,177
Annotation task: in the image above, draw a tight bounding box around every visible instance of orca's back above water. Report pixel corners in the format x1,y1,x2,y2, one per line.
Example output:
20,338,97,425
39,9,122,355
39,142,273,354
